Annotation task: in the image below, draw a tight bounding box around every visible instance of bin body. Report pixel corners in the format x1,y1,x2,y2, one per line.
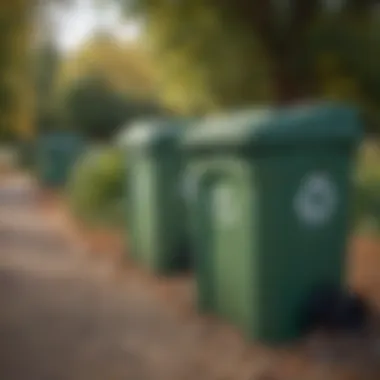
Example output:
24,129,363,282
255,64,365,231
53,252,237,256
182,103,362,343
36,131,84,188
122,118,191,274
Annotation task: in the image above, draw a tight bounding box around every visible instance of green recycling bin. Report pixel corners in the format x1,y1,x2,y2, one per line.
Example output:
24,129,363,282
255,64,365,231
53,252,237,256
36,131,84,188
120,118,192,274
182,103,362,344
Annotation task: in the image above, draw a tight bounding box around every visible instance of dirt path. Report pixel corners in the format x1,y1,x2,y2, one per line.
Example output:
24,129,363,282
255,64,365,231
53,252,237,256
0,176,203,380
0,174,380,380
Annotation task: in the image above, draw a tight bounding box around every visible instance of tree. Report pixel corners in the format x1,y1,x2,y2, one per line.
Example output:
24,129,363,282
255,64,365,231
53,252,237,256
116,0,380,120
33,42,62,133
0,1,34,140
56,31,158,101
62,74,163,140
56,30,168,138
0,0,102,140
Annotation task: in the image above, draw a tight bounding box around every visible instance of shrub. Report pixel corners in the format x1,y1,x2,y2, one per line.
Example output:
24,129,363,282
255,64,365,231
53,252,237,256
62,75,167,141
67,145,126,227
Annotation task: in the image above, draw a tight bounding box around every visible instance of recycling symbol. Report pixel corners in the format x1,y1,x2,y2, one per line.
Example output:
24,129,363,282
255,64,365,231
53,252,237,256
294,172,337,226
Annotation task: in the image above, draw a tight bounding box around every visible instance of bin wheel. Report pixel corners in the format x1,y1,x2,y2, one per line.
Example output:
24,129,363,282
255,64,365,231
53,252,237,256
299,285,370,334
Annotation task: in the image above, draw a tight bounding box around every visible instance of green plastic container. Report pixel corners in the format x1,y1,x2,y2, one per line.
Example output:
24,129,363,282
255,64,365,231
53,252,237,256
36,131,84,188
182,102,362,344
120,118,192,274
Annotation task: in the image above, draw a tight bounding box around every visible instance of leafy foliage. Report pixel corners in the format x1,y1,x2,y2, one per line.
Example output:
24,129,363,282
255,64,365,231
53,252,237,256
62,74,164,140
67,145,126,227
57,31,166,138
353,141,380,232
117,0,380,128
33,42,63,133
56,31,158,100
0,1,33,140
63,75,129,140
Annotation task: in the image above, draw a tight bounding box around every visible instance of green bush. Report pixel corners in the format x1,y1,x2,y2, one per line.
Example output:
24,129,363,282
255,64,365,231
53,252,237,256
63,75,167,141
353,141,380,233
67,145,126,227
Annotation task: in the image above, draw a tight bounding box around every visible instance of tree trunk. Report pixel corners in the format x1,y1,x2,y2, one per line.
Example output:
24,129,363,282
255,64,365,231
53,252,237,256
271,43,314,105
223,0,320,104
273,57,305,105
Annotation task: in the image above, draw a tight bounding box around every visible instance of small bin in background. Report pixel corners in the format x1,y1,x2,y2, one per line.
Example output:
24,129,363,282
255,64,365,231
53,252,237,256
36,131,85,188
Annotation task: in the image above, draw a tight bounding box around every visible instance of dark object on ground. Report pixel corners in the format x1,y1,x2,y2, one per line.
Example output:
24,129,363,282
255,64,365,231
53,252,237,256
300,285,370,334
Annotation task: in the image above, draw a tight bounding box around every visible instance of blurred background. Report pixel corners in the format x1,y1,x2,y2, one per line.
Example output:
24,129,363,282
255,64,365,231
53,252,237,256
1,0,380,230
1,2,380,379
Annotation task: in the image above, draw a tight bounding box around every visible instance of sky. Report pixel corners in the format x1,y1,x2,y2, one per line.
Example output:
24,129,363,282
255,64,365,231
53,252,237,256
49,0,141,53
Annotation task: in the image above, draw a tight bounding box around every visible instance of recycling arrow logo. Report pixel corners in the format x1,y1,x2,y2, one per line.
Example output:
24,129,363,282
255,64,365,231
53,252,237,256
294,171,338,226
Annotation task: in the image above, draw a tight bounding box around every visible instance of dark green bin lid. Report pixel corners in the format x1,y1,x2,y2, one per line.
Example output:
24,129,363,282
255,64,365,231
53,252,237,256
182,102,363,150
38,131,84,151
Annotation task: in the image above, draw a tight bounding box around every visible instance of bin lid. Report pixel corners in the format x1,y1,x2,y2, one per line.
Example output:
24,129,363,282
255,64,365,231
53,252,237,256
38,131,84,151
116,117,192,149
182,102,363,149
